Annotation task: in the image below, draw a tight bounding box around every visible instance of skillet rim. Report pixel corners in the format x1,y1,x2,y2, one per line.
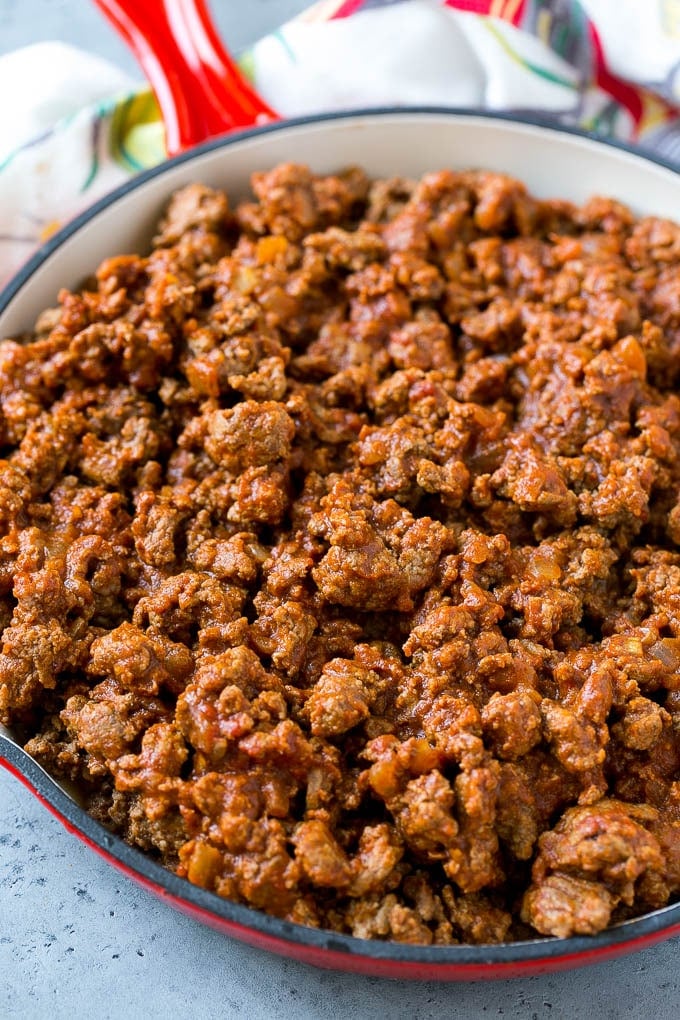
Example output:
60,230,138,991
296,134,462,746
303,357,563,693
1,106,679,974
1,105,678,316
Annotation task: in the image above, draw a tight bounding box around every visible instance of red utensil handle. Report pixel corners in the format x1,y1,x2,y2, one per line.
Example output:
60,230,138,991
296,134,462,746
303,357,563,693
93,0,278,155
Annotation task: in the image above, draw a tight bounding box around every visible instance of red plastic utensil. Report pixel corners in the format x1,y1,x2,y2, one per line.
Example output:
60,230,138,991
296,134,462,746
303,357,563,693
92,0,278,155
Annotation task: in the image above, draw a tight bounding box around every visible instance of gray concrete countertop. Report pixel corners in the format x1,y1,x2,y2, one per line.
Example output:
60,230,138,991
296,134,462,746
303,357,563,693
1,3,679,1017
2,767,680,1018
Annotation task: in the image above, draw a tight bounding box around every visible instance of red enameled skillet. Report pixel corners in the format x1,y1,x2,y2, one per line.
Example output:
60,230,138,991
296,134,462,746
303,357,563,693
1,0,679,980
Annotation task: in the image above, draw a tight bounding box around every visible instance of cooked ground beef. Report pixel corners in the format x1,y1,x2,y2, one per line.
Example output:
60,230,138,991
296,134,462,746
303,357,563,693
2,164,680,945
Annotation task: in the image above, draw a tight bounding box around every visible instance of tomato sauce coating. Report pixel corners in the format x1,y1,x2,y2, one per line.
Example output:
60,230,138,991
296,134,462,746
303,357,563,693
1,164,680,944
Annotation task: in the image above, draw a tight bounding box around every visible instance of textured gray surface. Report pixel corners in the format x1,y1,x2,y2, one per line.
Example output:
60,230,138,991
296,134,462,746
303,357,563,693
1,2,680,1017
3,770,680,1020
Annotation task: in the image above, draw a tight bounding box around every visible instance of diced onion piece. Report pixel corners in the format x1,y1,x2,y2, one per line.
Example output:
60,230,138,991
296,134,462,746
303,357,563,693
606,635,644,656
257,235,289,264
614,336,647,379
649,637,680,670
186,841,222,888
528,554,561,582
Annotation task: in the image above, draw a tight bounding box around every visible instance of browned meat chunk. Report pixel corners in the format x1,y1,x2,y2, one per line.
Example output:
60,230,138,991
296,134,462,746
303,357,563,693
3,162,680,946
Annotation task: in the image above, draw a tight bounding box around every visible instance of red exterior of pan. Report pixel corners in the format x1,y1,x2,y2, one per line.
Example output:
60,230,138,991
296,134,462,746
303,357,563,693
3,695,680,980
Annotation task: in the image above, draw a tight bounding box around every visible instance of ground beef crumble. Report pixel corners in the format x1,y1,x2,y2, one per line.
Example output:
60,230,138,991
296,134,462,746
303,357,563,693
2,164,680,944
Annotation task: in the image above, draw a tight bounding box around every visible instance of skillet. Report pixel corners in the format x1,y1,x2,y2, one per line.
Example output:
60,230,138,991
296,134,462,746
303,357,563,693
1,0,679,979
